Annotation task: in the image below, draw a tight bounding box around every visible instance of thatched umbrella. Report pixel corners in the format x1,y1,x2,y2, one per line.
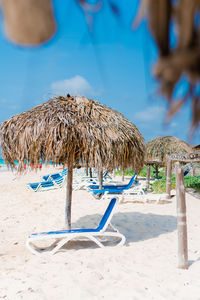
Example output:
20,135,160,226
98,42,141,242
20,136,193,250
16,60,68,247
145,136,193,166
144,136,193,188
0,94,145,228
193,144,200,151
135,1,200,133
1,0,56,46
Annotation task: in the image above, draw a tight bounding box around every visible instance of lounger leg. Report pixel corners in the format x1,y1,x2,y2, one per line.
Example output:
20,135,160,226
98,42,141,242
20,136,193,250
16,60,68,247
35,183,41,192
101,232,126,246
52,235,106,253
26,239,43,255
87,236,105,248
51,237,71,255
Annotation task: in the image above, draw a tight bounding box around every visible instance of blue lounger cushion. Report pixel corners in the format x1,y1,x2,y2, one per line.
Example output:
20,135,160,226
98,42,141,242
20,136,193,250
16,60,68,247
42,168,68,181
89,174,136,190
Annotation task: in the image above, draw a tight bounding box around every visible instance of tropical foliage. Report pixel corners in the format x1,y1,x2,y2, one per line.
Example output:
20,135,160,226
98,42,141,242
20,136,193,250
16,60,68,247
151,175,200,194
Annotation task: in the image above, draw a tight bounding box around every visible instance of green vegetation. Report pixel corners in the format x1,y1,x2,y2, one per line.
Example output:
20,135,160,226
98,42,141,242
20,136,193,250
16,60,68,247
151,175,175,193
115,169,135,176
151,175,200,194
115,166,200,194
115,166,165,178
138,165,165,178
184,176,200,192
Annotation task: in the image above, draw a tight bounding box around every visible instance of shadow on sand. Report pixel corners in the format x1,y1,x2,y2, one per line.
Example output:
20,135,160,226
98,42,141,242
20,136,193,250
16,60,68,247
27,212,177,253
72,211,177,244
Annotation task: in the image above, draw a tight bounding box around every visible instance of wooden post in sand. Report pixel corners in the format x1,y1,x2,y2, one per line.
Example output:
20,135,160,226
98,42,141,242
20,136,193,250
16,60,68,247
166,158,172,199
146,165,150,189
191,164,195,176
175,162,188,269
65,155,74,229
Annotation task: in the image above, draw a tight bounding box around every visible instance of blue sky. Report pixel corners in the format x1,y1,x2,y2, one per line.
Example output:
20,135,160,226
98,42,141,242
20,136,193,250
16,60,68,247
0,0,199,146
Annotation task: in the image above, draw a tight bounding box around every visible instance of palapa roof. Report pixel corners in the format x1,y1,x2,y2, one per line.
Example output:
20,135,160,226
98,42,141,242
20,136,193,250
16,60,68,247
145,136,193,166
193,144,200,151
0,94,145,173
135,1,200,133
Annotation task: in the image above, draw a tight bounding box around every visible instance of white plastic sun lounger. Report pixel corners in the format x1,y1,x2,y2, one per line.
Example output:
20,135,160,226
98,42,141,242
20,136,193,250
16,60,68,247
26,175,66,192
42,168,68,181
26,198,125,255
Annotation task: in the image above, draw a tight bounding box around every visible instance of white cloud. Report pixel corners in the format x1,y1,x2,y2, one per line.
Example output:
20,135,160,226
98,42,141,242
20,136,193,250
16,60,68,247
51,75,94,96
133,106,165,122
169,122,177,128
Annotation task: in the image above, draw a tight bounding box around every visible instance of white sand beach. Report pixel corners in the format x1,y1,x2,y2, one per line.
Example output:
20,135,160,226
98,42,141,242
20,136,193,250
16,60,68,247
0,167,200,300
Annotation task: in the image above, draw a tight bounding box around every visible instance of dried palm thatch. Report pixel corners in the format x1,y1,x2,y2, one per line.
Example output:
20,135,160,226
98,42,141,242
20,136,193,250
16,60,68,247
135,0,200,134
0,94,145,228
193,144,200,151
0,94,144,172
1,0,56,46
145,136,193,166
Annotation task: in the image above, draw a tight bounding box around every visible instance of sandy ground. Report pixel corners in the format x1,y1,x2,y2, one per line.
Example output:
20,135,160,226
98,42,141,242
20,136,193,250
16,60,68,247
0,167,200,300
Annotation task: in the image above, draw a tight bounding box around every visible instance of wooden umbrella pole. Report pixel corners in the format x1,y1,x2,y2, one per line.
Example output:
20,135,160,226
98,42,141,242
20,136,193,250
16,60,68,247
175,162,188,269
166,158,172,199
155,165,159,178
89,168,92,178
122,170,125,182
146,165,150,189
98,169,103,189
65,154,74,229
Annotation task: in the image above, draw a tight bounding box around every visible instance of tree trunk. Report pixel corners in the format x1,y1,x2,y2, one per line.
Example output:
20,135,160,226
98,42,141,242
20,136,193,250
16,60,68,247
146,165,151,189
65,156,74,229
175,162,188,269
1,0,56,46
166,158,172,199
89,168,92,178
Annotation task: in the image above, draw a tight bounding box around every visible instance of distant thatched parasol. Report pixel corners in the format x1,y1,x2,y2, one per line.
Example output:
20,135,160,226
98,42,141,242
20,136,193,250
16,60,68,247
193,144,200,151
145,136,193,166
0,94,145,227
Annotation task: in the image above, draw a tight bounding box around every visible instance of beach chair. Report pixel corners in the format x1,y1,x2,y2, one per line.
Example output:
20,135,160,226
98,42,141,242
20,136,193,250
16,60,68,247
78,171,112,183
73,171,114,191
26,198,126,255
121,185,147,203
42,168,68,181
89,174,136,197
88,174,136,190
27,175,66,192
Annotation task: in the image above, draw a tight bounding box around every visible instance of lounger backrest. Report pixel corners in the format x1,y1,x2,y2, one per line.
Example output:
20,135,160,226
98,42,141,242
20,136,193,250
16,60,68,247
51,171,67,180
43,168,68,180
51,173,62,180
61,168,68,175
126,174,136,189
97,198,117,231
40,176,65,187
